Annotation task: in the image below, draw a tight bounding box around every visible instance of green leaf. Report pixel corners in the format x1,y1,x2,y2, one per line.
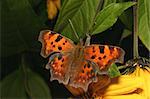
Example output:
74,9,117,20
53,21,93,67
108,63,121,78
54,0,85,32
1,0,45,57
1,70,27,99
118,0,133,30
103,0,116,8
138,0,150,51
26,69,52,99
54,0,102,41
119,9,133,30
91,2,136,35
120,29,132,41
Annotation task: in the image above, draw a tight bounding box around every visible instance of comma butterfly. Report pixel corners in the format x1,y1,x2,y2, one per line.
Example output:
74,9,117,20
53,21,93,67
38,30,125,91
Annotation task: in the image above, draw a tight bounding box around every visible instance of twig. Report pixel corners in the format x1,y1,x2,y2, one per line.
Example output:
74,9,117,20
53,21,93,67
133,0,139,58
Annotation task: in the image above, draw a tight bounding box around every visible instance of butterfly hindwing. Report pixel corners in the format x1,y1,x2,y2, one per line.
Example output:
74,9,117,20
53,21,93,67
69,60,98,91
84,45,125,70
38,30,75,58
46,53,72,84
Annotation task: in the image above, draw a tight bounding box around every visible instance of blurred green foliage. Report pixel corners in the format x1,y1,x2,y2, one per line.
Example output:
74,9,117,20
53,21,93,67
1,0,47,57
137,0,150,51
1,0,149,98
1,66,51,99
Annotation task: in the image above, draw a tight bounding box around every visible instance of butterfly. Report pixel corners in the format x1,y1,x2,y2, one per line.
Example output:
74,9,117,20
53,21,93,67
38,30,125,91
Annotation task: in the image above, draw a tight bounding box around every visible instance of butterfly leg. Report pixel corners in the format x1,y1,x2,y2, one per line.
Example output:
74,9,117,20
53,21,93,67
84,34,91,46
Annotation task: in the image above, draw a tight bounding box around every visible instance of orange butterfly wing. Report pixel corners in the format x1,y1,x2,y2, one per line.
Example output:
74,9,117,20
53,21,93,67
84,45,125,70
46,53,72,84
69,60,98,91
38,30,75,58
38,30,75,84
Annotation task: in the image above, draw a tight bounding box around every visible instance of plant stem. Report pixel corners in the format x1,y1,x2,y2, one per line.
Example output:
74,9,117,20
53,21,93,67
133,0,139,58
68,19,80,40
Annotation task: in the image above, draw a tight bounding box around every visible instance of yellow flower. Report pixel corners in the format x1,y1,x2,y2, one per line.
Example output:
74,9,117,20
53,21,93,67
130,66,150,99
95,65,150,99
47,0,61,19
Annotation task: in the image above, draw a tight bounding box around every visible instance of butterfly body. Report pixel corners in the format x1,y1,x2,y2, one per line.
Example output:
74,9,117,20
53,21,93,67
39,30,125,91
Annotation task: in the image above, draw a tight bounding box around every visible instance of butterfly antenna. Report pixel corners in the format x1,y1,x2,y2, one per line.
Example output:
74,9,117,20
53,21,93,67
68,19,80,40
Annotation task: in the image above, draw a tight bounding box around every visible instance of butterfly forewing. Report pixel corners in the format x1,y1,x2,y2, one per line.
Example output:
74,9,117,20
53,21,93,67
38,30,75,58
84,45,125,70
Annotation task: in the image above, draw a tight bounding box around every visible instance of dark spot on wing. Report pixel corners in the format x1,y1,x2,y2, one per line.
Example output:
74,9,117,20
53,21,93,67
58,55,62,60
109,46,114,50
65,40,67,43
55,35,63,42
51,42,53,45
92,46,95,50
87,63,90,68
92,47,96,52
103,55,106,59
109,46,114,54
62,58,64,62
98,57,102,60
53,45,55,47
99,46,104,53
82,70,84,73
91,55,96,59
84,64,86,68
90,69,94,74
58,46,62,50
63,43,65,45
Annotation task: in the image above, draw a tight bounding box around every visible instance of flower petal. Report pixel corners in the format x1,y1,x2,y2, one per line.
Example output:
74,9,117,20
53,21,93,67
102,94,146,99
95,75,144,96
